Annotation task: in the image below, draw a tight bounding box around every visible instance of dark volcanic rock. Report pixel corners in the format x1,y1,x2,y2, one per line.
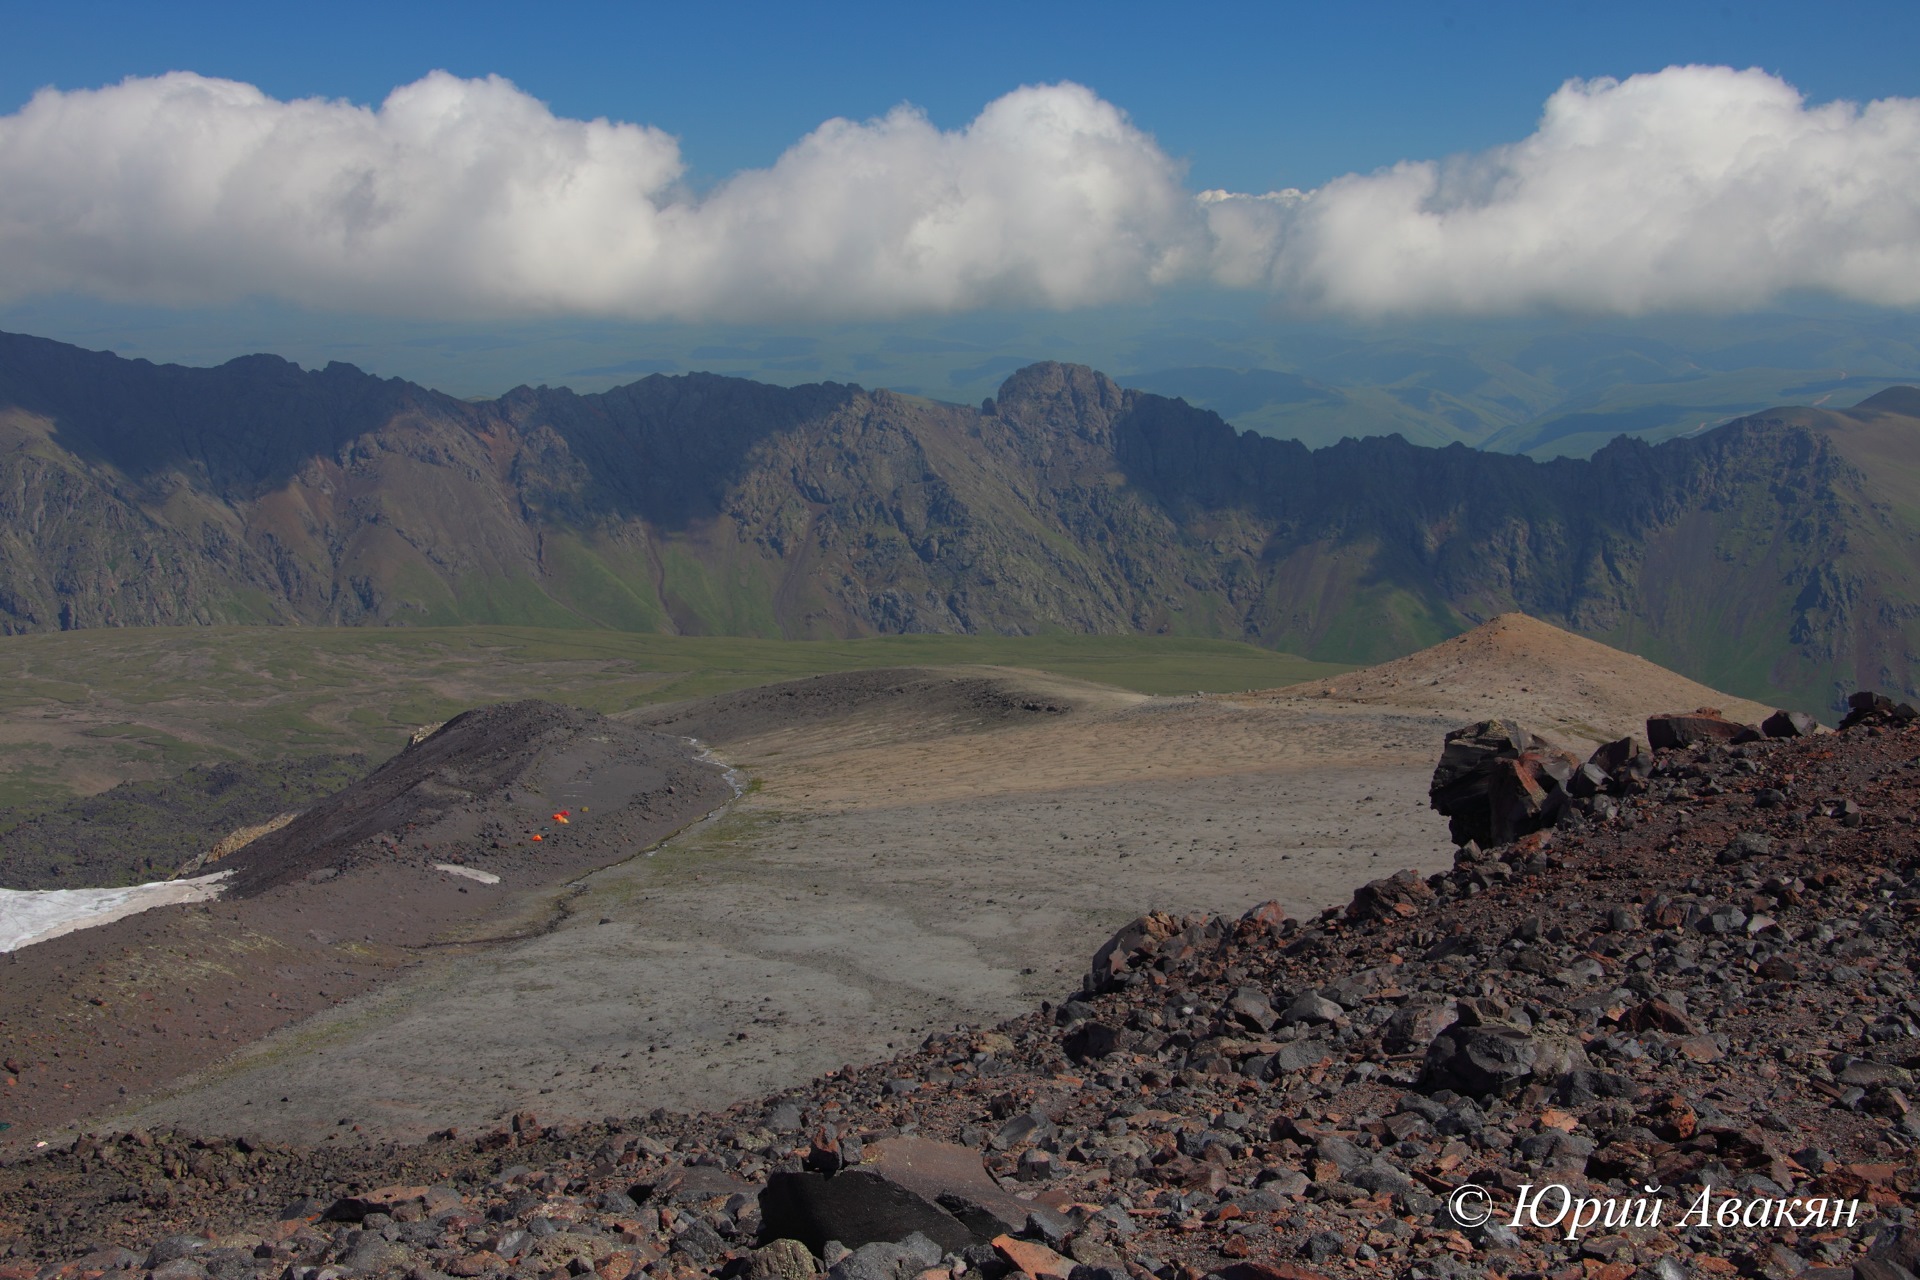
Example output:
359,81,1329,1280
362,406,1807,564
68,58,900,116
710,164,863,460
758,1168,977,1256
1427,719,1579,847
1762,708,1820,738
1839,689,1920,730
1418,1024,1541,1098
1645,706,1754,749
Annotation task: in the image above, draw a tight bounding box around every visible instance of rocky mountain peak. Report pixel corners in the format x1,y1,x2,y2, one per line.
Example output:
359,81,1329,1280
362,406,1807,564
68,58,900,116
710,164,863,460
991,361,1128,429
1,331,1918,709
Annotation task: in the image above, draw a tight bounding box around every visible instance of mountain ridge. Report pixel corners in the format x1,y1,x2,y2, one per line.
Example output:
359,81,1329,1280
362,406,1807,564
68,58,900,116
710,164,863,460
1,330,1917,711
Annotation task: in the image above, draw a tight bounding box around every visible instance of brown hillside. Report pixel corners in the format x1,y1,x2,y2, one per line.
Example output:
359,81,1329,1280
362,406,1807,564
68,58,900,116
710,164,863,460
1256,611,1777,750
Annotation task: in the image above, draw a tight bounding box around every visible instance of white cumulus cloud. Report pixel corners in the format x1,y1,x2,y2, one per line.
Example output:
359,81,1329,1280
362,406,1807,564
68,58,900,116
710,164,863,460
1205,65,1920,315
0,72,1198,319
2,64,1919,320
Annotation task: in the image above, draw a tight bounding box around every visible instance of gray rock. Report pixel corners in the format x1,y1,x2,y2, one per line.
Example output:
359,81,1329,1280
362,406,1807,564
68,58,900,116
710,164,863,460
1475,1222,1522,1250
1420,1024,1541,1098
1383,998,1458,1054
1223,987,1278,1031
597,1189,640,1215
1302,1230,1346,1263
671,1219,728,1261
1285,991,1344,1024
1313,1136,1369,1174
1062,1023,1126,1063
146,1238,210,1268
990,1112,1054,1151
1348,1163,1413,1195
746,1239,820,1280
147,1262,209,1280
341,1234,408,1276
1254,1167,1309,1197
760,1169,977,1257
826,1234,943,1280
1269,1038,1334,1075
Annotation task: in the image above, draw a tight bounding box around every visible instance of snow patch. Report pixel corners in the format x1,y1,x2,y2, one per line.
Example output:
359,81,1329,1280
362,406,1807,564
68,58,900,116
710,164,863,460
0,872,230,953
434,863,500,885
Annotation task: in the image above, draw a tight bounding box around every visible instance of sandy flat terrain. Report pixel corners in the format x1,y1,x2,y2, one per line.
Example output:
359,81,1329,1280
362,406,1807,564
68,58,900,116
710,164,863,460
99,616,1784,1145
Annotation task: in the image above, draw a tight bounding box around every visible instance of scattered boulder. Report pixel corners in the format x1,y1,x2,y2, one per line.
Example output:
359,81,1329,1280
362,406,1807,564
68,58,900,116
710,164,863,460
1345,868,1434,922
1762,708,1819,738
1586,735,1644,775
1283,991,1344,1024
1419,1023,1588,1099
747,1239,821,1280
825,1234,942,1280
1840,690,1920,731
1086,910,1229,992
1062,1022,1129,1062
324,1184,430,1222
759,1167,976,1257
1382,998,1458,1054
1645,707,1755,750
1222,987,1278,1032
1427,719,1580,848
760,1135,1057,1259
1087,912,1180,992
860,1137,1037,1235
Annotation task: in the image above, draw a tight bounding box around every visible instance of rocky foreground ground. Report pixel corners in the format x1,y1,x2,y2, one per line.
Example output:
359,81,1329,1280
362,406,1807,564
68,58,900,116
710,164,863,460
3,704,1918,1280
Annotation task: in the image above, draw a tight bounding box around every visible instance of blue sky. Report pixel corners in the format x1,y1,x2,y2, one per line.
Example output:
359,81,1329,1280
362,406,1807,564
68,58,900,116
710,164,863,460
8,0,1917,192
3,0,1920,398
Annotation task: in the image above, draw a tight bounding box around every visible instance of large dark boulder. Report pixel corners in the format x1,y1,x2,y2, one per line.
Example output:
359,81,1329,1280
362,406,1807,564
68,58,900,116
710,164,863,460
759,1137,1052,1258
1428,720,1579,848
760,1169,975,1257
1420,1025,1540,1098
1761,709,1819,738
1645,707,1754,750
1419,1024,1590,1100
1839,691,1920,730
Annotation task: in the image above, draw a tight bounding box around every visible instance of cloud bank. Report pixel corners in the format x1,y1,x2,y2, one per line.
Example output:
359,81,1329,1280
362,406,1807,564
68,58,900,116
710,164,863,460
1205,65,1920,315
1,65,1918,319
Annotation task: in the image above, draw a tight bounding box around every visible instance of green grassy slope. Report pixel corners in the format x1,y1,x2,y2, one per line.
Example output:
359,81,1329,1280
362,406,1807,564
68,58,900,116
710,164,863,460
0,627,1351,809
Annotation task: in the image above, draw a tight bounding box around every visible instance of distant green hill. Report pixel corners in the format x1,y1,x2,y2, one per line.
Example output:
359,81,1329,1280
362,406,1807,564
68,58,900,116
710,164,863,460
2,330,1917,713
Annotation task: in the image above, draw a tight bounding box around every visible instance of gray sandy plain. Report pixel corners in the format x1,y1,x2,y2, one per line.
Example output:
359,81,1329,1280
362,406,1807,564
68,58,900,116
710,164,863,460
105,616,1769,1146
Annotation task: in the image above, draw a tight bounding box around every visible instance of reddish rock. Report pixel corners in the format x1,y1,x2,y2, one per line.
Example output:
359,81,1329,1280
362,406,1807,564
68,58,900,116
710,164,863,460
1646,707,1751,750
1217,1266,1334,1280
1620,998,1695,1035
991,1234,1073,1280
1239,900,1290,932
858,1136,1045,1239
324,1184,429,1222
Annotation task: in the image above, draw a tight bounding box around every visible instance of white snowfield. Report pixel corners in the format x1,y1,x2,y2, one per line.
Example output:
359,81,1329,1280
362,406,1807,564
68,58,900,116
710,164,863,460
0,872,230,953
